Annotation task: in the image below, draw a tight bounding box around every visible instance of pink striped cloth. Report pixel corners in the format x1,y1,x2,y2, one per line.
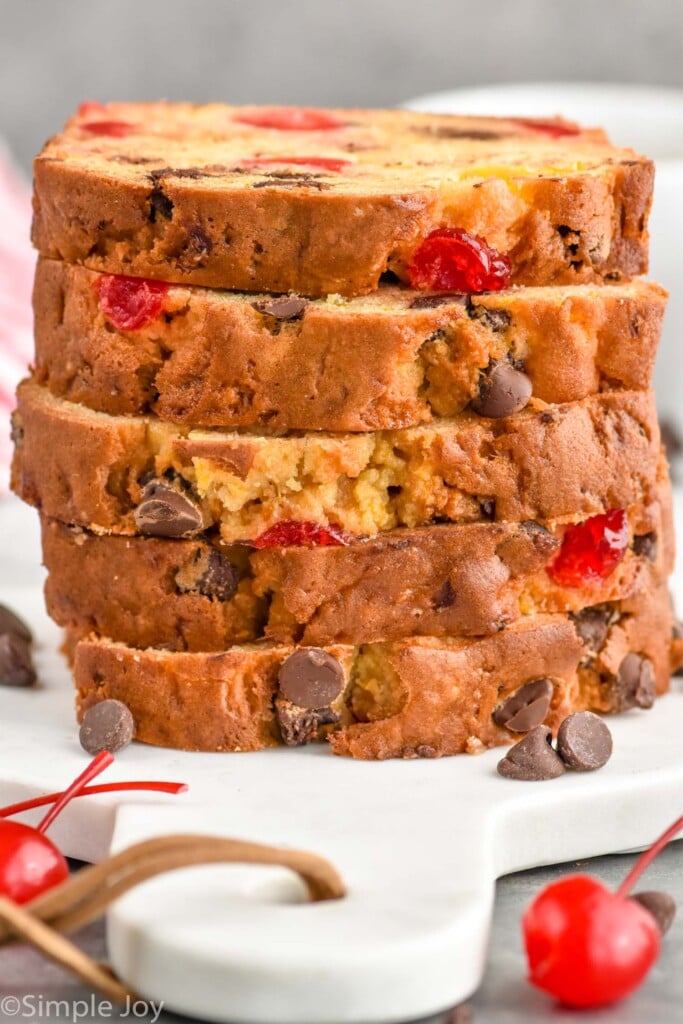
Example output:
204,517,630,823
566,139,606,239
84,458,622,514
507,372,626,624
0,146,34,495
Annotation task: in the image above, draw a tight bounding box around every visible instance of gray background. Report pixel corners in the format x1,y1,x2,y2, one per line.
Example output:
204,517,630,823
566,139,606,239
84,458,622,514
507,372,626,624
1,0,682,170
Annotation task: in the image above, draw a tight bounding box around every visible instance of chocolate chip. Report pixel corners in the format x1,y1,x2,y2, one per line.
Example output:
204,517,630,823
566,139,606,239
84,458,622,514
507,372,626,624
493,678,554,733
0,634,36,688
134,480,204,539
470,361,532,418
556,711,613,770
633,532,658,562
252,295,309,321
497,725,566,780
630,892,676,936
0,604,32,644
148,186,174,222
571,606,613,654
467,303,512,332
278,649,345,709
673,619,683,639
479,497,496,520
79,699,135,754
175,548,239,602
276,698,339,747
409,293,467,309
616,652,656,710
432,580,456,609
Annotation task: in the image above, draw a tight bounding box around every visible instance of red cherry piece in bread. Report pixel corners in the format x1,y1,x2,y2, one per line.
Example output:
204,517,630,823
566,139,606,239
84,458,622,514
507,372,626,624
253,520,349,549
523,814,682,1009
81,120,135,138
235,109,345,131
523,875,660,1008
547,509,628,587
77,101,108,117
408,228,511,293
239,156,350,173
96,274,169,330
512,117,581,138
0,820,69,904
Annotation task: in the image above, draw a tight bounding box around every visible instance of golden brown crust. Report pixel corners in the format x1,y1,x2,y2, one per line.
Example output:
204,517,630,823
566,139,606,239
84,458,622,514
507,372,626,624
33,259,666,431
72,584,674,758
42,490,671,648
32,104,653,296
12,382,661,542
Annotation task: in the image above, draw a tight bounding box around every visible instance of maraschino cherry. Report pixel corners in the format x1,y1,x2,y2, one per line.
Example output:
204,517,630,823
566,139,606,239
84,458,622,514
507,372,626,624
253,520,349,549
408,228,511,293
95,274,170,331
523,814,682,1008
0,753,187,904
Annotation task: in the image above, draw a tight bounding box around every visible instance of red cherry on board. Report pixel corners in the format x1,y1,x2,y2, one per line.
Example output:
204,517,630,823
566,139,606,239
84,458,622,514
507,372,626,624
0,752,112,903
523,814,683,1008
408,228,511,293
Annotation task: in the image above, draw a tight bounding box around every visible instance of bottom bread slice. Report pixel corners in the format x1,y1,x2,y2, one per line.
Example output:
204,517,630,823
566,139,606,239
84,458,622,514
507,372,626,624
73,584,679,760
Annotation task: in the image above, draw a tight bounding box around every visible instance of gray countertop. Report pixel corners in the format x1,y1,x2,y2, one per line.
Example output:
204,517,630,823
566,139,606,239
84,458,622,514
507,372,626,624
1,843,680,1024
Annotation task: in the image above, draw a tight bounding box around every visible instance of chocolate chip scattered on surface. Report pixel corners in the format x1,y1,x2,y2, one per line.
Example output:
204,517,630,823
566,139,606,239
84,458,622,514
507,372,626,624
0,633,36,688
79,699,135,754
630,891,677,936
0,604,32,644
556,711,613,771
497,725,566,781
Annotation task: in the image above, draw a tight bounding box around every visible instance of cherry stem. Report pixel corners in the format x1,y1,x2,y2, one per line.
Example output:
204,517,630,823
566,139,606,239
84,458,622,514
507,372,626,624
36,752,114,834
617,814,683,898
0,781,188,819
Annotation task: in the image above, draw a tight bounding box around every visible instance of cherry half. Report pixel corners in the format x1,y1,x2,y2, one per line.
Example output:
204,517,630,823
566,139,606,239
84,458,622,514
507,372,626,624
234,109,345,132
0,754,187,904
523,814,683,1008
408,228,511,293
80,121,135,138
253,520,350,549
238,156,350,173
547,509,628,587
511,117,581,139
95,274,170,331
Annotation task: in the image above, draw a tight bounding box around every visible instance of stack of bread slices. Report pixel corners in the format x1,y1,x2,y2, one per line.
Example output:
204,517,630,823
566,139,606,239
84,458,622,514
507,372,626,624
12,102,682,757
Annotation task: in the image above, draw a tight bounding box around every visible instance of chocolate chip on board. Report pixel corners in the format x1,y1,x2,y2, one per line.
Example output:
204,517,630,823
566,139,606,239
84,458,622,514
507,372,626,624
497,725,566,780
276,698,340,747
134,480,204,539
278,648,345,709
470,360,532,418
251,295,309,320
79,699,135,755
556,711,613,771
0,634,36,688
571,606,613,654
0,603,32,644
630,891,677,936
616,652,656,710
492,678,554,733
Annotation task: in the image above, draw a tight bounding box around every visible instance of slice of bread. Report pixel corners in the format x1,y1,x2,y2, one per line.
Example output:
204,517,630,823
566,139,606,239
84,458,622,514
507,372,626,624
34,258,666,431
42,486,671,648
33,104,653,295
12,382,661,543
71,583,676,758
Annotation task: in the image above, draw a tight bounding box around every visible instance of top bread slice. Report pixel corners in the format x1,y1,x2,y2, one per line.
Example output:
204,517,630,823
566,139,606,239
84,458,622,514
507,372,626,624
32,103,653,296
